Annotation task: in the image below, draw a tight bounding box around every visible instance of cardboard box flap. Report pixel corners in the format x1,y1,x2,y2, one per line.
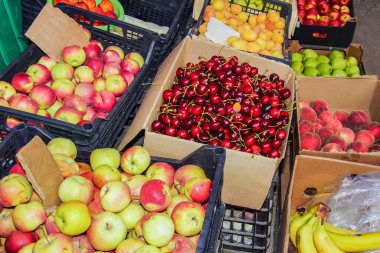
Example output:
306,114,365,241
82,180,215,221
17,136,63,213
25,4,88,62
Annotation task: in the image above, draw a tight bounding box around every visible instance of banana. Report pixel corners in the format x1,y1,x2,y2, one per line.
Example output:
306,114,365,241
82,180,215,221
296,214,318,253
290,207,306,223
313,216,345,253
328,231,380,252
289,206,317,246
325,223,364,235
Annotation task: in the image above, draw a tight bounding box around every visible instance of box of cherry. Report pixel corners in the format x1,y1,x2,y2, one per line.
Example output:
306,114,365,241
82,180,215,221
150,55,292,159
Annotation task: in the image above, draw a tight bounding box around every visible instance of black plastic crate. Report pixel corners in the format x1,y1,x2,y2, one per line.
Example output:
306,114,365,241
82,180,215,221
193,0,292,65
0,123,226,253
292,1,356,48
0,10,156,149
22,0,189,71
213,172,281,252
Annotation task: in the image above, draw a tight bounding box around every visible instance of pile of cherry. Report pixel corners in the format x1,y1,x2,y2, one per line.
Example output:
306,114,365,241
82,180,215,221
151,56,292,158
299,99,380,153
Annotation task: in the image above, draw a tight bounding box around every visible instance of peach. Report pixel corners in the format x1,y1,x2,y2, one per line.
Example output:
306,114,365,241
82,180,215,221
310,99,329,115
140,179,171,212
300,133,321,151
299,120,314,135
354,130,375,147
334,111,348,123
367,122,380,140
347,142,369,153
319,111,334,124
300,107,317,122
313,119,324,132
345,111,369,132
321,143,343,152
326,119,343,133
336,127,355,146
326,136,347,150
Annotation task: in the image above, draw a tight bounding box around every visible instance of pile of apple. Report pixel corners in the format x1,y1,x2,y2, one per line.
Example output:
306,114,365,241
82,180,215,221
151,55,292,158
200,0,286,59
0,31,144,127
299,99,380,153
297,0,352,27
53,0,118,26
0,138,212,252
291,49,361,77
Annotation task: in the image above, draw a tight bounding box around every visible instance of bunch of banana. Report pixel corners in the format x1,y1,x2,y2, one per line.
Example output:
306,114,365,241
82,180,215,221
289,203,380,253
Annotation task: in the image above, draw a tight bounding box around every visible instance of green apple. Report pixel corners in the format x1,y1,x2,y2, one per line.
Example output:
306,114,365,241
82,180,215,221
303,58,318,69
346,56,358,67
121,146,151,175
331,58,347,70
135,245,161,253
317,55,330,64
47,138,77,159
13,201,47,232
235,0,247,6
292,53,303,62
320,73,331,77
55,200,91,236
317,63,332,75
90,148,121,170
332,70,348,77
118,203,145,230
351,73,361,78
33,233,73,253
328,50,345,60
100,181,131,213
143,213,174,247
87,212,127,251
0,174,33,207
291,62,304,74
302,49,318,60
92,165,121,188
171,201,205,237
58,175,94,205
345,66,361,76
116,238,146,253
19,243,35,253
303,68,320,77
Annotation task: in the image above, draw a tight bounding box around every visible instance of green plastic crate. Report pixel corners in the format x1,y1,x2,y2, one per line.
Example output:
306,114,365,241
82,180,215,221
0,0,28,72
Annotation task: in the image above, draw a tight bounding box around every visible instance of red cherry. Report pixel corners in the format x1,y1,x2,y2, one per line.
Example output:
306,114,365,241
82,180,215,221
272,139,282,149
191,105,203,116
244,135,256,147
189,72,199,81
151,120,163,132
165,127,176,136
171,118,181,129
209,140,219,146
252,145,261,154
280,89,291,99
163,90,174,102
250,67,258,76
191,125,201,137
176,68,184,78
177,129,188,139
269,149,281,158
220,139,232,148
276,129,286,140
260,142,272,154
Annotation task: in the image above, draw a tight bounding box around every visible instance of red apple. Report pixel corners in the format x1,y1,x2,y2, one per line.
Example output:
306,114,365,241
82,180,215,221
83,106,96,121
9,94,38,114
339,0,350,6
84,58,104,78
38,55,57,70
93,77,107,92
105,74,128,97
317,1,330,15
140,179,171,212
92,112,108,121
121,59,140,76
92,91,116,113
105,46,124,60
171,201,205,236
339,12,351,23
340,6,350,13
89,40,104,51
0,208,17,237
74,66,95,83
146,162,175,188
103,62,121,78
174,165,206,194
120,70,134,85
63,94,88,114
329,9,340,21
305,19,316,25
4,232,37,253
329,20,341,26
124,52,144,68
102,50,122,64
160,235,196,253
184,177,212,203
29,84,56,109
84,43,102,59
75,82,95,104
9,163,26,177
26,64,51,85
45,214,60,234
11,73,34,93
62,45,86,67
54,106,83,124
51,78,76,101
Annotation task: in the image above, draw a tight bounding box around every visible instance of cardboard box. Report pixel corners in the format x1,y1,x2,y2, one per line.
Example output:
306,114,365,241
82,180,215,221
289,40,369,76
280,155,380,253
117,35,296,210
295,77,380,165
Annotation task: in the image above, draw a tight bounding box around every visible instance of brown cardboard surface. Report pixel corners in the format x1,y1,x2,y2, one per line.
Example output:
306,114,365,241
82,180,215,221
25,4,88,62
282,155,380,252
17,136,63,213
118,36,295,209
296,77,380,165
193,0,205,21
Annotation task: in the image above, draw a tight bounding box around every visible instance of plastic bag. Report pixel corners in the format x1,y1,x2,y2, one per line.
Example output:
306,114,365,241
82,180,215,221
327,171,380,253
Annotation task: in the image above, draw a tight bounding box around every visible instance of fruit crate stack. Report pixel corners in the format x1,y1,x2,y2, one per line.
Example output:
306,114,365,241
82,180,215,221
0,6,156,155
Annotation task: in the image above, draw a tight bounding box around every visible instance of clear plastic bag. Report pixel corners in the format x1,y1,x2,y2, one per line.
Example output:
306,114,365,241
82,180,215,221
327,171,380,253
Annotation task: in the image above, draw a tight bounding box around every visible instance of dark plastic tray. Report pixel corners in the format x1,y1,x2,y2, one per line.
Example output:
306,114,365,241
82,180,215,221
211,171,281,252
0,11,156,149
0,123,226,253
292,0,356,48
193,0,292,65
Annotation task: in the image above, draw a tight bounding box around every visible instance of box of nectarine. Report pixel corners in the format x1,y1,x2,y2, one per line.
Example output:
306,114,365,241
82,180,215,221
278,155,380,253
0,123,226,252
295,76,380,165
117,35,296,210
